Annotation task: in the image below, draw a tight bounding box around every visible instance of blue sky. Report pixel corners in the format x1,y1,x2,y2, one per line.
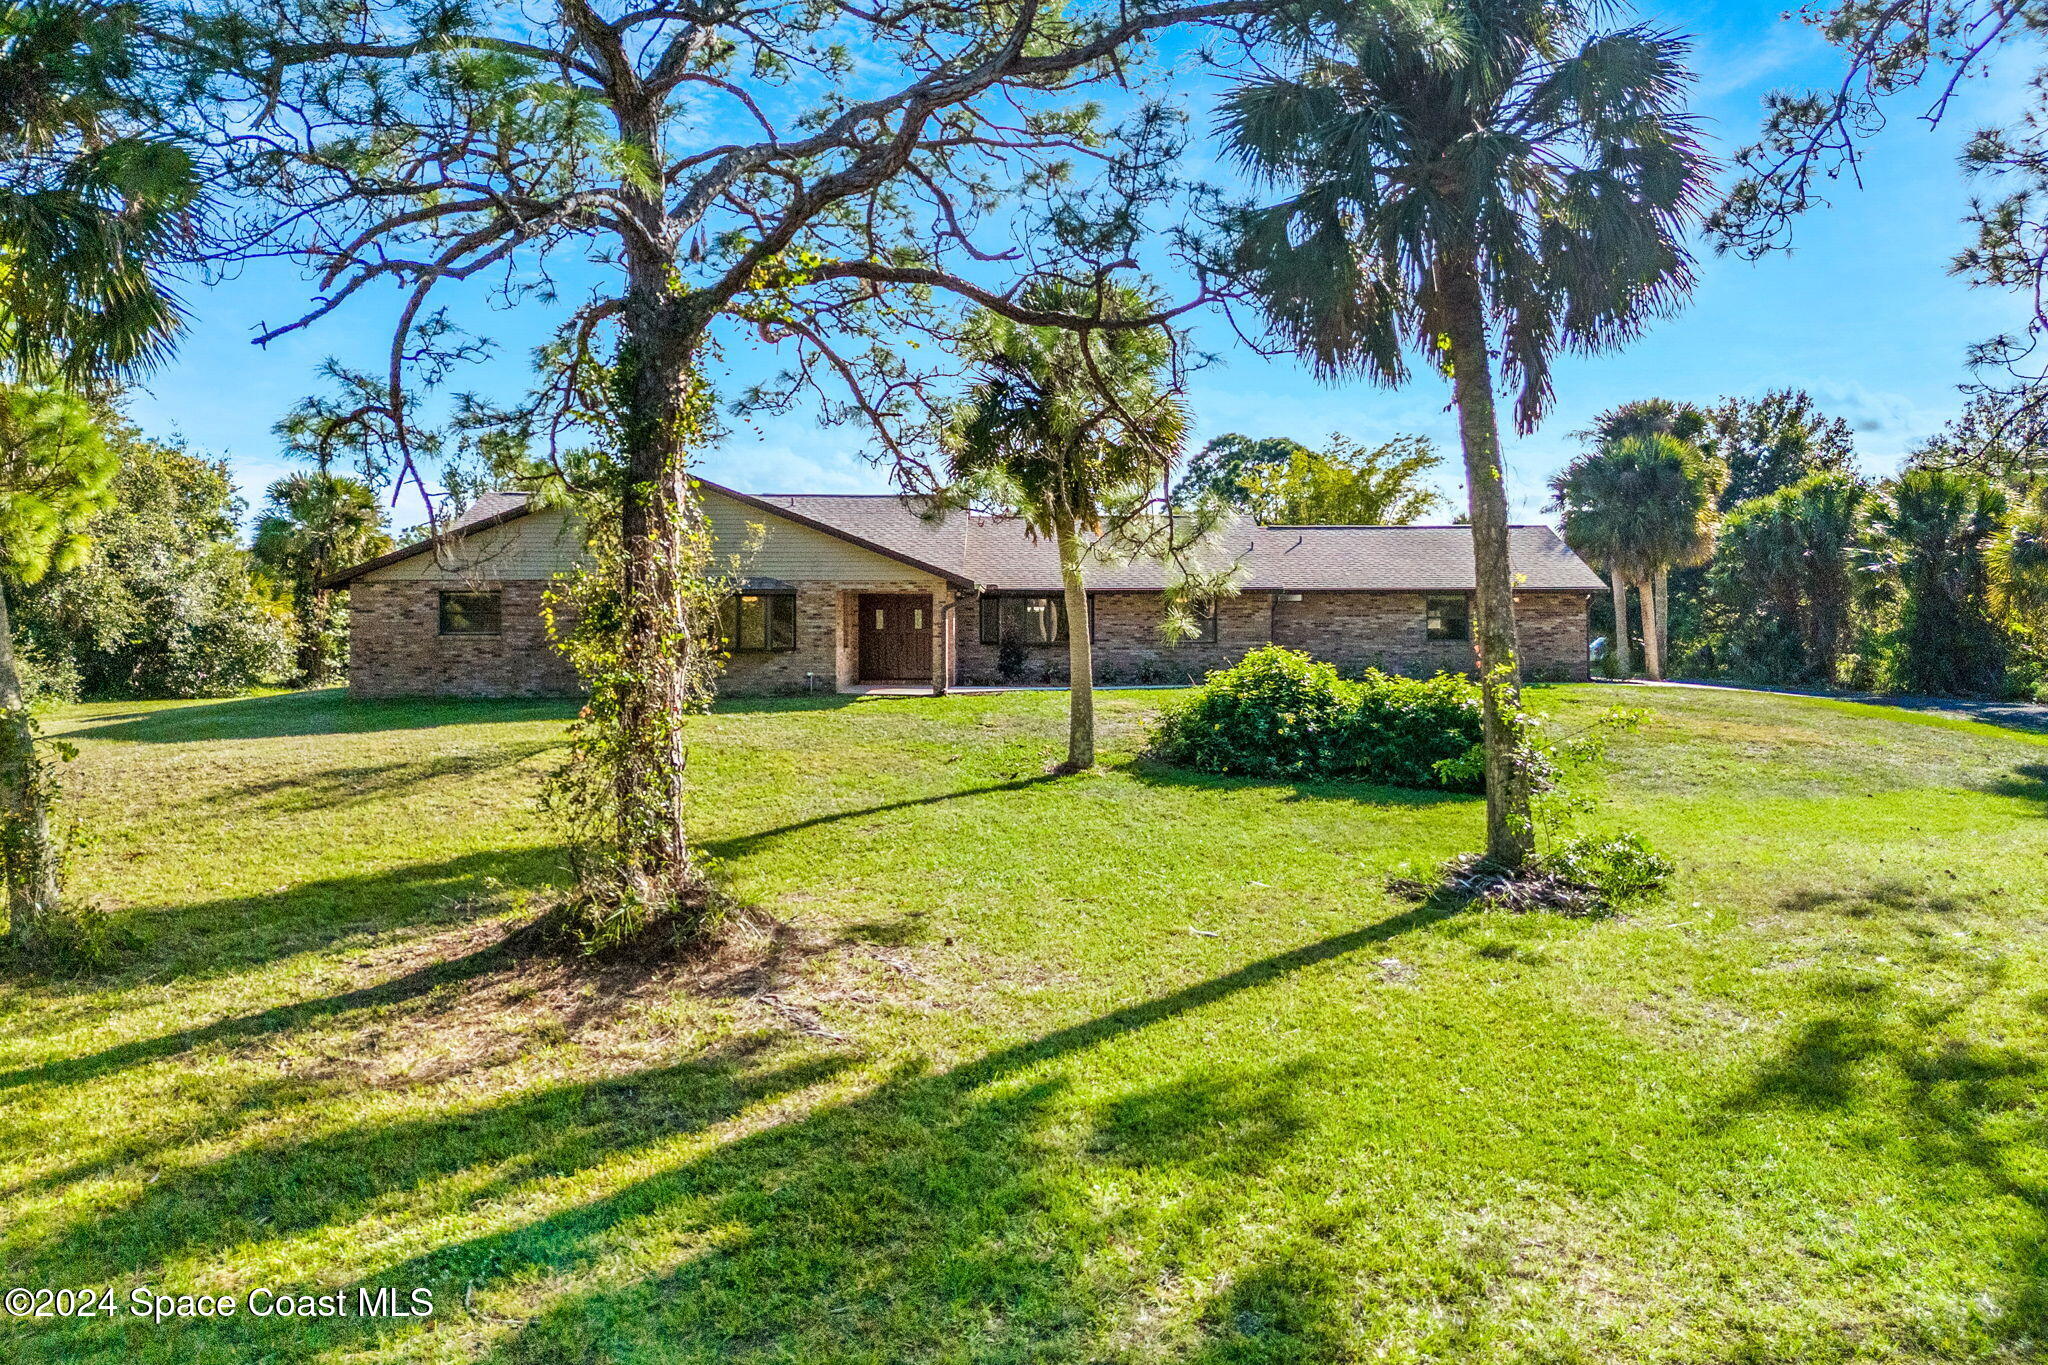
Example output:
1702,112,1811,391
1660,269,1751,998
123,0,2038,530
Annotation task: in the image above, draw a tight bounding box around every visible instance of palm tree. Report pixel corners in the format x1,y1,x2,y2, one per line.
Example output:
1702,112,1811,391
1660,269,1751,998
1222,0,1710,867
1710,472,1870,684
0,0,196,383
945,280,1189,771
0,0,196,946
1989,489,2048,628
252,472,392,683
1551,450,1650,676
1553,436,1717,680
1877,468,2007,695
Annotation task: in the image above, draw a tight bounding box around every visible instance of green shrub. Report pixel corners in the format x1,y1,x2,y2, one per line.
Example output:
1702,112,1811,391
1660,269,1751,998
1539,832,1674,908
1149,646,1483,790
1345,670,1487,790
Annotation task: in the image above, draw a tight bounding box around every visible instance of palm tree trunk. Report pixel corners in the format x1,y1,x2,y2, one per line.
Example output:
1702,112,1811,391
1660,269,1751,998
1654,565,1671,677
1608,566,1633,677
1639,575,1664,681
1442,259,1532,870
1054,519,1095,771
0,583,60,949
299,586,331,684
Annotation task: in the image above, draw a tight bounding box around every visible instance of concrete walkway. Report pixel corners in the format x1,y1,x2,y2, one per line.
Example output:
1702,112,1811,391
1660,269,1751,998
1605,676,2048,733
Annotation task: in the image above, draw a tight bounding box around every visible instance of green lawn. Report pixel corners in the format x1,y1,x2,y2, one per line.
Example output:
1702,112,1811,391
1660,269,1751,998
3,683,2047,1363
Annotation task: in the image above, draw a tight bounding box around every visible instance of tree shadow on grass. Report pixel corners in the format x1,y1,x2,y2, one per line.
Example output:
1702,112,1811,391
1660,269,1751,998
1119,756,1473,810
1986,762,2048,811
192,742,563,816
52,844,571,990
63,690,581,745
700,774,1063,861
707,693,864,715
1777,878,1974,918
1711,971,2048,1345
7,905,1452,1364
0,921,529,1095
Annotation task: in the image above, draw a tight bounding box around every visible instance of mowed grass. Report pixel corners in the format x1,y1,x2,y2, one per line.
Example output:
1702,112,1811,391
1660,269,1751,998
3,683,2048,1363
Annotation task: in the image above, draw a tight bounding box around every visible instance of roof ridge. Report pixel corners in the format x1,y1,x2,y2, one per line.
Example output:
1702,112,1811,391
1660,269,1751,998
754,491,927,500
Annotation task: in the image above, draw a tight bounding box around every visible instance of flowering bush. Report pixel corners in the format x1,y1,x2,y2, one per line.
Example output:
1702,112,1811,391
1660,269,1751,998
1148,646,1483,791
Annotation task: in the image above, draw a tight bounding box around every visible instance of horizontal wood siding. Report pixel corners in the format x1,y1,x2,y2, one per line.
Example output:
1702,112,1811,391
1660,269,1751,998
703,489,942,583
360,508,587,583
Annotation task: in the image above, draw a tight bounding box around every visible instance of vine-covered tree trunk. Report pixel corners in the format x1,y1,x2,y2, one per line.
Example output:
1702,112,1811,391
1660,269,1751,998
1638,575,1664,680
601,206,717,903
1442,258,1533,870
0,583,59,948
1054,518,1096,771
1608,566,1633,676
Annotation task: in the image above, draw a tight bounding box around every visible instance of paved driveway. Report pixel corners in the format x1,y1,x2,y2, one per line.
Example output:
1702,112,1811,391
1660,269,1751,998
1605,677,2048,733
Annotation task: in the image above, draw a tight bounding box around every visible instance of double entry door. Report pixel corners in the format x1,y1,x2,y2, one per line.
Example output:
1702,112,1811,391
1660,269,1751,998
858,593,932,681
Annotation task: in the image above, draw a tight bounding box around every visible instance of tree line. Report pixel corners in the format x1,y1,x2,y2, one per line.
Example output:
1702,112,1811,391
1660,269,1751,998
1,401,396,704
1553,389,2048,700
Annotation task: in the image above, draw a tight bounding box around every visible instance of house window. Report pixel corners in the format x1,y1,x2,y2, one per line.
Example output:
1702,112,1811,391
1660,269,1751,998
1172,600,1218,645
979,593,1067,645
438,590,503,636
1425,595,1471,642
721,592,798,652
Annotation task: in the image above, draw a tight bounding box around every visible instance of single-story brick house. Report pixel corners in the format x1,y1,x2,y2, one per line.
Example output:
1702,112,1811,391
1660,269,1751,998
325,480,1604,697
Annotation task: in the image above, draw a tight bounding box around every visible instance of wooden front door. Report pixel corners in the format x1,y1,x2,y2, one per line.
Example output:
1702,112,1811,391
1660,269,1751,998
858,593,933,681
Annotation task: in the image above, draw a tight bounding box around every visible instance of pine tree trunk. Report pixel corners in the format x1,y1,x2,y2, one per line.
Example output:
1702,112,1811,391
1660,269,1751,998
611,251,712,897
1654,565,1671,678
1609,566,1633,677
1442,259,1532,870
1639,575,1664,681
0,583,60,949
1055,519,1095,771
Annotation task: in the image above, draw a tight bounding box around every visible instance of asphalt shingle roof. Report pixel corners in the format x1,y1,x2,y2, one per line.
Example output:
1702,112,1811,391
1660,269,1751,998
359,485,1603,593
750,492,1603,593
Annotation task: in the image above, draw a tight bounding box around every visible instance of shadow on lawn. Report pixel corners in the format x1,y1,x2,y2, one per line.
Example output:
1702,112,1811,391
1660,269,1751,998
1122,756,1473,808
1778,878,1975,918
65,690,580,744
73,844,571,987
9,905,1453,1364
1713,969,2048,1343
0,924,526,1096
1987,762,2048,811
701,773,1062,860
708,693,864,715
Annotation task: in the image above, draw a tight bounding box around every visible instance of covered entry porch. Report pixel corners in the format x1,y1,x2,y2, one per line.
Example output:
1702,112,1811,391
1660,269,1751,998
833,586,956,692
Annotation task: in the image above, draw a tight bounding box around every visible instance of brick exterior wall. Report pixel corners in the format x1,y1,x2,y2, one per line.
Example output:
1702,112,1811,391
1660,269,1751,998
347,579,582,698
1515,592,1594,682
1271,591,1588,681
954,589,1589,687
721,577,945,694
349,579,1587,697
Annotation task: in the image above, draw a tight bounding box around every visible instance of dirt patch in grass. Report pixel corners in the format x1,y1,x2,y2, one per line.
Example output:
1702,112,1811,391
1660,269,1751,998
270,906,898,1089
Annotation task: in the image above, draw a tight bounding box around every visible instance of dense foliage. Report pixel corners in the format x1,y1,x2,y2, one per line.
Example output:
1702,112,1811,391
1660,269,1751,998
14,414,292,699
1149,647,1484,791
1876,468,2008,695
1177,432,1446,525
1234,434,1446,525
250,472,390,683
1576,385,2048,699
